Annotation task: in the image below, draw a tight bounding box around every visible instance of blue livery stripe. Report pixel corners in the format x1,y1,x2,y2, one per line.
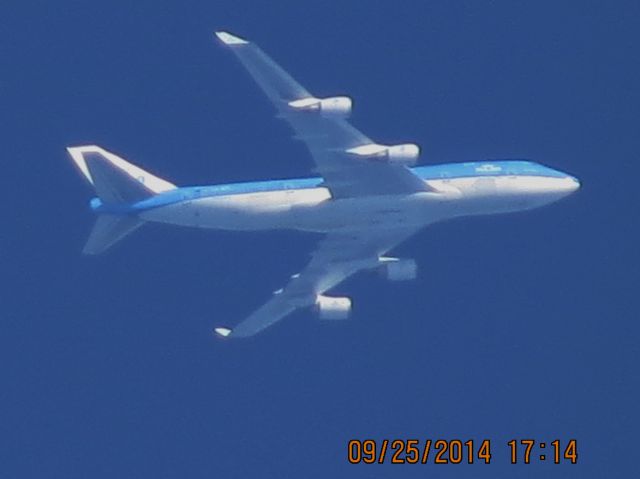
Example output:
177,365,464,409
90,160,572,213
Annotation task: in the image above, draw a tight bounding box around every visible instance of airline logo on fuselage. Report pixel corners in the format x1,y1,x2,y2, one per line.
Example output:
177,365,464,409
475,164,502,173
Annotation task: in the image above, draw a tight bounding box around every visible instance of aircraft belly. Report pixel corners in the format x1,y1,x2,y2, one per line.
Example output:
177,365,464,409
289,192,449,232
140,188,331,231
140,189,451,232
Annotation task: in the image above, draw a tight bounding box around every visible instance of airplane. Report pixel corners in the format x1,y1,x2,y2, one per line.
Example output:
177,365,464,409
67,31,580,339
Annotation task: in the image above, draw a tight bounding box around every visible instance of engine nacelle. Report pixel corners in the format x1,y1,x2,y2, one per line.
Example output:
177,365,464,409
315,295,352,320
346,143,420,166
381,257,418,281
288,96,352,118
318,96,352,117
386,144,420,165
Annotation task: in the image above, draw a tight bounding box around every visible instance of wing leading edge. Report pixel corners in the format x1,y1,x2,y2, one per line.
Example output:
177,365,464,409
214,31,433,199
215,227,421,338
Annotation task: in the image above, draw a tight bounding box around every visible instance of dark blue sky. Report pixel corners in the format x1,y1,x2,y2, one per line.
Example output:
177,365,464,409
2,1,638,477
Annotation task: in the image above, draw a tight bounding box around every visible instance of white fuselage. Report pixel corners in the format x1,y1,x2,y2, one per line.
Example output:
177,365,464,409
139,175,580,233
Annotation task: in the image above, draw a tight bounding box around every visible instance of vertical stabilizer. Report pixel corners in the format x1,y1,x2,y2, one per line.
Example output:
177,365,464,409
67,145,175,254
67,145,176,203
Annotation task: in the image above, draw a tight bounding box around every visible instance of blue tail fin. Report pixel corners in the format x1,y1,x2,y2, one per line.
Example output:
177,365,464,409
67,145,176,204
84,154,155,204
67,145,176,254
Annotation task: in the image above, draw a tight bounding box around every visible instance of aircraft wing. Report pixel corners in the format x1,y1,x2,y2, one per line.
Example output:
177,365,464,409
215,226,420,338
215,31,432,199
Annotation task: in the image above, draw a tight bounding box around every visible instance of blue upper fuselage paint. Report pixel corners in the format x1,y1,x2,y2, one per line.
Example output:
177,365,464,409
91,160,573,214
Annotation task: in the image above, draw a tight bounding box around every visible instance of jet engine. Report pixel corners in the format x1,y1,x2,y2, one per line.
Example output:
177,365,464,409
381,258,418,281
385,144,420,165
346,143,420,166
288,96,352,117
315,295,352,320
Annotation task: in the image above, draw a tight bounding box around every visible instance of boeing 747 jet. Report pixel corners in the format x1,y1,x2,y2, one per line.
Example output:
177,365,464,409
68,31,580,339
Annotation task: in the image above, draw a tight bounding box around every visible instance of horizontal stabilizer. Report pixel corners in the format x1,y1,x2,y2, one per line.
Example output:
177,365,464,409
83,214,144,255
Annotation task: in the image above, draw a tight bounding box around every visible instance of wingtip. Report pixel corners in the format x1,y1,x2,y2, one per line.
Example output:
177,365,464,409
214,327,233,338
214,31,248,46
66,145,102,155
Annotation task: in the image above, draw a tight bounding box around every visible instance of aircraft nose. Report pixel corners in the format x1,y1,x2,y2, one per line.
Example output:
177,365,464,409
553,175,580,198
567,175,581,193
